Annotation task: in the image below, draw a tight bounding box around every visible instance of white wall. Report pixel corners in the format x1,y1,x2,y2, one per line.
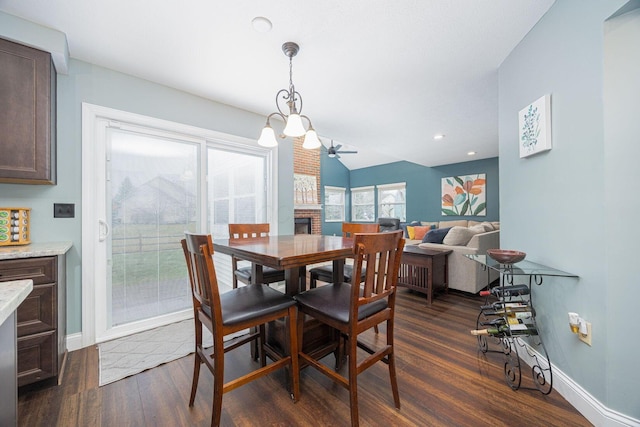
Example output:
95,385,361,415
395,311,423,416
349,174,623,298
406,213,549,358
499,0,639,420
604,4,640,420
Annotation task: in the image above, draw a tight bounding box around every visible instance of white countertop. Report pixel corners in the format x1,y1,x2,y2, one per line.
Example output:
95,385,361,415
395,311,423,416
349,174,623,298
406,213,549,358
0,241,72,260
0,279,33,325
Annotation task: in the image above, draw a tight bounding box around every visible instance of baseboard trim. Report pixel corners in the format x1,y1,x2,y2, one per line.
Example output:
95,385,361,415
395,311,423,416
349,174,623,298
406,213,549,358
517,339,639,427
66,332,84,352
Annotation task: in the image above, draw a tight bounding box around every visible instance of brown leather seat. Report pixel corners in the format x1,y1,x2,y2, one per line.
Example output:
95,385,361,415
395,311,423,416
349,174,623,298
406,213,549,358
295,230,404,427
308,222,380,289
228,223,285,288
181,232,299,427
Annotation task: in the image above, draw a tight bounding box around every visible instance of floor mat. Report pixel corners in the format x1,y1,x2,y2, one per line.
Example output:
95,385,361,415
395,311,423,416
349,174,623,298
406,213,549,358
98,319,217,386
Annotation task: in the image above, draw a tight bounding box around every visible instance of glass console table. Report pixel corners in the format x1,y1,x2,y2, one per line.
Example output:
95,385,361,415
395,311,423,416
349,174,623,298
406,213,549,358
465,255,577,394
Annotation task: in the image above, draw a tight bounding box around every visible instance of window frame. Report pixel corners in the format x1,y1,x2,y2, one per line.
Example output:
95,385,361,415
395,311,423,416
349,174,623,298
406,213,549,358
351,185,376,222
377,182,407,222
324,186,346,222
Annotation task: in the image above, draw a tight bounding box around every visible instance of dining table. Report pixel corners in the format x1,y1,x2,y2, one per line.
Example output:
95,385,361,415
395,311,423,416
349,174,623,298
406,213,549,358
213,234,354,295
212,234,355,360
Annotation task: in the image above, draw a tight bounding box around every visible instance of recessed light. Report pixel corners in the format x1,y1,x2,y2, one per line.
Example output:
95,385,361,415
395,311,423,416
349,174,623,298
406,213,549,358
467,151,476,156
433,134,445,140
252,17,272,33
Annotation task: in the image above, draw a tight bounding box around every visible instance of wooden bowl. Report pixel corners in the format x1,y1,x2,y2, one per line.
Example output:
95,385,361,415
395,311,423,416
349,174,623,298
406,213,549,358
487,249,526,264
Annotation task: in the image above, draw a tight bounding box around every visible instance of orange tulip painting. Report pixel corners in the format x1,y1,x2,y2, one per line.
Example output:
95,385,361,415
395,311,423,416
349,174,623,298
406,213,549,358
441,174,486,216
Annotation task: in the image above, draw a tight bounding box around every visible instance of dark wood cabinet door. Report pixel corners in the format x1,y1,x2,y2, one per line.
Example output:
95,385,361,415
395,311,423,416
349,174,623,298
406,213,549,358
0,37,56,184
0,256,63,386
17,330,57,386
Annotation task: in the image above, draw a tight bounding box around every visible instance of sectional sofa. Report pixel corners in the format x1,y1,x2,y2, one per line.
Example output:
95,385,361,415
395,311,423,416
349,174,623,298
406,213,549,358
403,220,500,294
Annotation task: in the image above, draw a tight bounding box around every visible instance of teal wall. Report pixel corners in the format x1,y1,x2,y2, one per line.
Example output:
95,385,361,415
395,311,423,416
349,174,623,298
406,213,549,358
320,157,499,236
0,12,295,335
499,0,638,419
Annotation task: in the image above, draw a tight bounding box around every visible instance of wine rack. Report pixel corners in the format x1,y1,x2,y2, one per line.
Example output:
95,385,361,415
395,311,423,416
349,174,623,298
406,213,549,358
466,255,577,394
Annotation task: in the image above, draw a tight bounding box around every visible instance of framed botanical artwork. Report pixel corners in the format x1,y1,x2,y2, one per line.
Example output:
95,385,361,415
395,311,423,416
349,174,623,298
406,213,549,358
519,94,552,158
441,174,486,216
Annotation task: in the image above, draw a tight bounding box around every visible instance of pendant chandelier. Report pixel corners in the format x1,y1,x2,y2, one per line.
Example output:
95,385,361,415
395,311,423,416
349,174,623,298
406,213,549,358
258,42,321,149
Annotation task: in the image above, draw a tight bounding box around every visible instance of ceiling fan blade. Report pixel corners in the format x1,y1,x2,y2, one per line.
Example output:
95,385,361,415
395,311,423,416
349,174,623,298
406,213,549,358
335,143,342,151
336,150,358,154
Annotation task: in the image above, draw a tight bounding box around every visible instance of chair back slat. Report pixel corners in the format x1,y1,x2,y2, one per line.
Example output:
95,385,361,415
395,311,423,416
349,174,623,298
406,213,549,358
229,223,271,239
182,233,223,326
351,230,404,308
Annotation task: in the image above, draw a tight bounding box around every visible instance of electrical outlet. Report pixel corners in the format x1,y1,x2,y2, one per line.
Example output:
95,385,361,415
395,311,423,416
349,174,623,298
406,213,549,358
54,203,75,218
578,322,592,346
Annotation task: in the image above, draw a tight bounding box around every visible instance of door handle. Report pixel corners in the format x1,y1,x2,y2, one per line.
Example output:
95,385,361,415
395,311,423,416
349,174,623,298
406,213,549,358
99,219,110,242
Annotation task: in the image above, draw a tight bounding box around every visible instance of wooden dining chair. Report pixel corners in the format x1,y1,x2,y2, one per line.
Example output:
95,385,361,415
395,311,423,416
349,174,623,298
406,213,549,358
308,222,380,289
228,223,285,288
181,232,299,427
295,230,404,427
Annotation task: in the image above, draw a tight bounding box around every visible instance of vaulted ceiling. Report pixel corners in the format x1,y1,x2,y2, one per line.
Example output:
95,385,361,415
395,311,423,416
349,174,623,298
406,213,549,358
0,0,555,169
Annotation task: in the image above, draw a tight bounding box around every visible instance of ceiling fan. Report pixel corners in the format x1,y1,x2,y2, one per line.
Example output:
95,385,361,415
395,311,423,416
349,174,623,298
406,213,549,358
327,140,358,158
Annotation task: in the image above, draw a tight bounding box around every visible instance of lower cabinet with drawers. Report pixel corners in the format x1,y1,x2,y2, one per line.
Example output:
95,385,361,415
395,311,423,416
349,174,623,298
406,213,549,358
0,255,67,387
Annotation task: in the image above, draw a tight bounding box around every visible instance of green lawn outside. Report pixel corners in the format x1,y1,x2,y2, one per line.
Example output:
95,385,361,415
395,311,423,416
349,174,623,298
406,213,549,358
111,223,195,286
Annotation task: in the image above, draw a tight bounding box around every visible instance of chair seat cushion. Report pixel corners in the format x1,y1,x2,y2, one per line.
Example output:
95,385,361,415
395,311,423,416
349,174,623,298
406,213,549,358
308,264,366,283
235,265,285,283
202,285,295,327
294,282,387,325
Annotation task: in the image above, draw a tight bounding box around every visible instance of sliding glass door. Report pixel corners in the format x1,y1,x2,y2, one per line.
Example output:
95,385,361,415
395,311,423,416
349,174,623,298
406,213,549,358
107,129,198,328
83,104,274,344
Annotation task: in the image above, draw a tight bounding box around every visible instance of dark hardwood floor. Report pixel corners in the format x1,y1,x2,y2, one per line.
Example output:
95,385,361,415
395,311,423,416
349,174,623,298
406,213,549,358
18,289,592,426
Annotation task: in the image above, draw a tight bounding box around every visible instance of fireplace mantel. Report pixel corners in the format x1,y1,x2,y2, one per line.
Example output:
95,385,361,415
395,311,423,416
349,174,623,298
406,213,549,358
294,204,322,211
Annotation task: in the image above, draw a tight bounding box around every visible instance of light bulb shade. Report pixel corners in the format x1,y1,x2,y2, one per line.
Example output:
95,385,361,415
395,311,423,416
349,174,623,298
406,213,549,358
302,129,321,149
258,126,278,147
283,113,306,137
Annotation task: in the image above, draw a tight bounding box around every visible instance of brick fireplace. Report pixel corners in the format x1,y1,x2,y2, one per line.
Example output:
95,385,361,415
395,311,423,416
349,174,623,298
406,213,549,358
293,138,322,234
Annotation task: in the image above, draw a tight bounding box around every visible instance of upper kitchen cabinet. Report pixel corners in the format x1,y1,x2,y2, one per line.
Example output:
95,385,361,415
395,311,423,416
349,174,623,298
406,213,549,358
0,37,56,185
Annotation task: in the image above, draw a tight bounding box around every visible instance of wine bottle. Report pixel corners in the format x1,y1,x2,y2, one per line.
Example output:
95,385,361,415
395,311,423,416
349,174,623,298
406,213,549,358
470,325,538,337
479,317,507,327
479,284,530,297
470,325,509,336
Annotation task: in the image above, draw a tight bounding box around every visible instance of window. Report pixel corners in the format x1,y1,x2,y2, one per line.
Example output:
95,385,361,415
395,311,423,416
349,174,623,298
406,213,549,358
324,186,345,222
378,182,406,221
351,186,375,222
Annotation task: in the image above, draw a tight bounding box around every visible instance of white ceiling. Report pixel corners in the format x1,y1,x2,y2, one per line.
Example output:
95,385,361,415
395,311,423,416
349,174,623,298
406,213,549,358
0,0,555,170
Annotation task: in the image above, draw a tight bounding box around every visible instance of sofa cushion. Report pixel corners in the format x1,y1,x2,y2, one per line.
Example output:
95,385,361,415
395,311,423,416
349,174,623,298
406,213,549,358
423,227,452,243
413,225,433,240
439,219,468,228
442,226,479,246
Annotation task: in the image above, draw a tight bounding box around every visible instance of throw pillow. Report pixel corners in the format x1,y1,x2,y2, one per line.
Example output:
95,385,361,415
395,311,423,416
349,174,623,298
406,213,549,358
468,224,487,234
442,226,477,246
423,227,452,244
403,221,421,239
480,221,495,231
420,221,439,229
407,226,416,240
413,225,433,240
